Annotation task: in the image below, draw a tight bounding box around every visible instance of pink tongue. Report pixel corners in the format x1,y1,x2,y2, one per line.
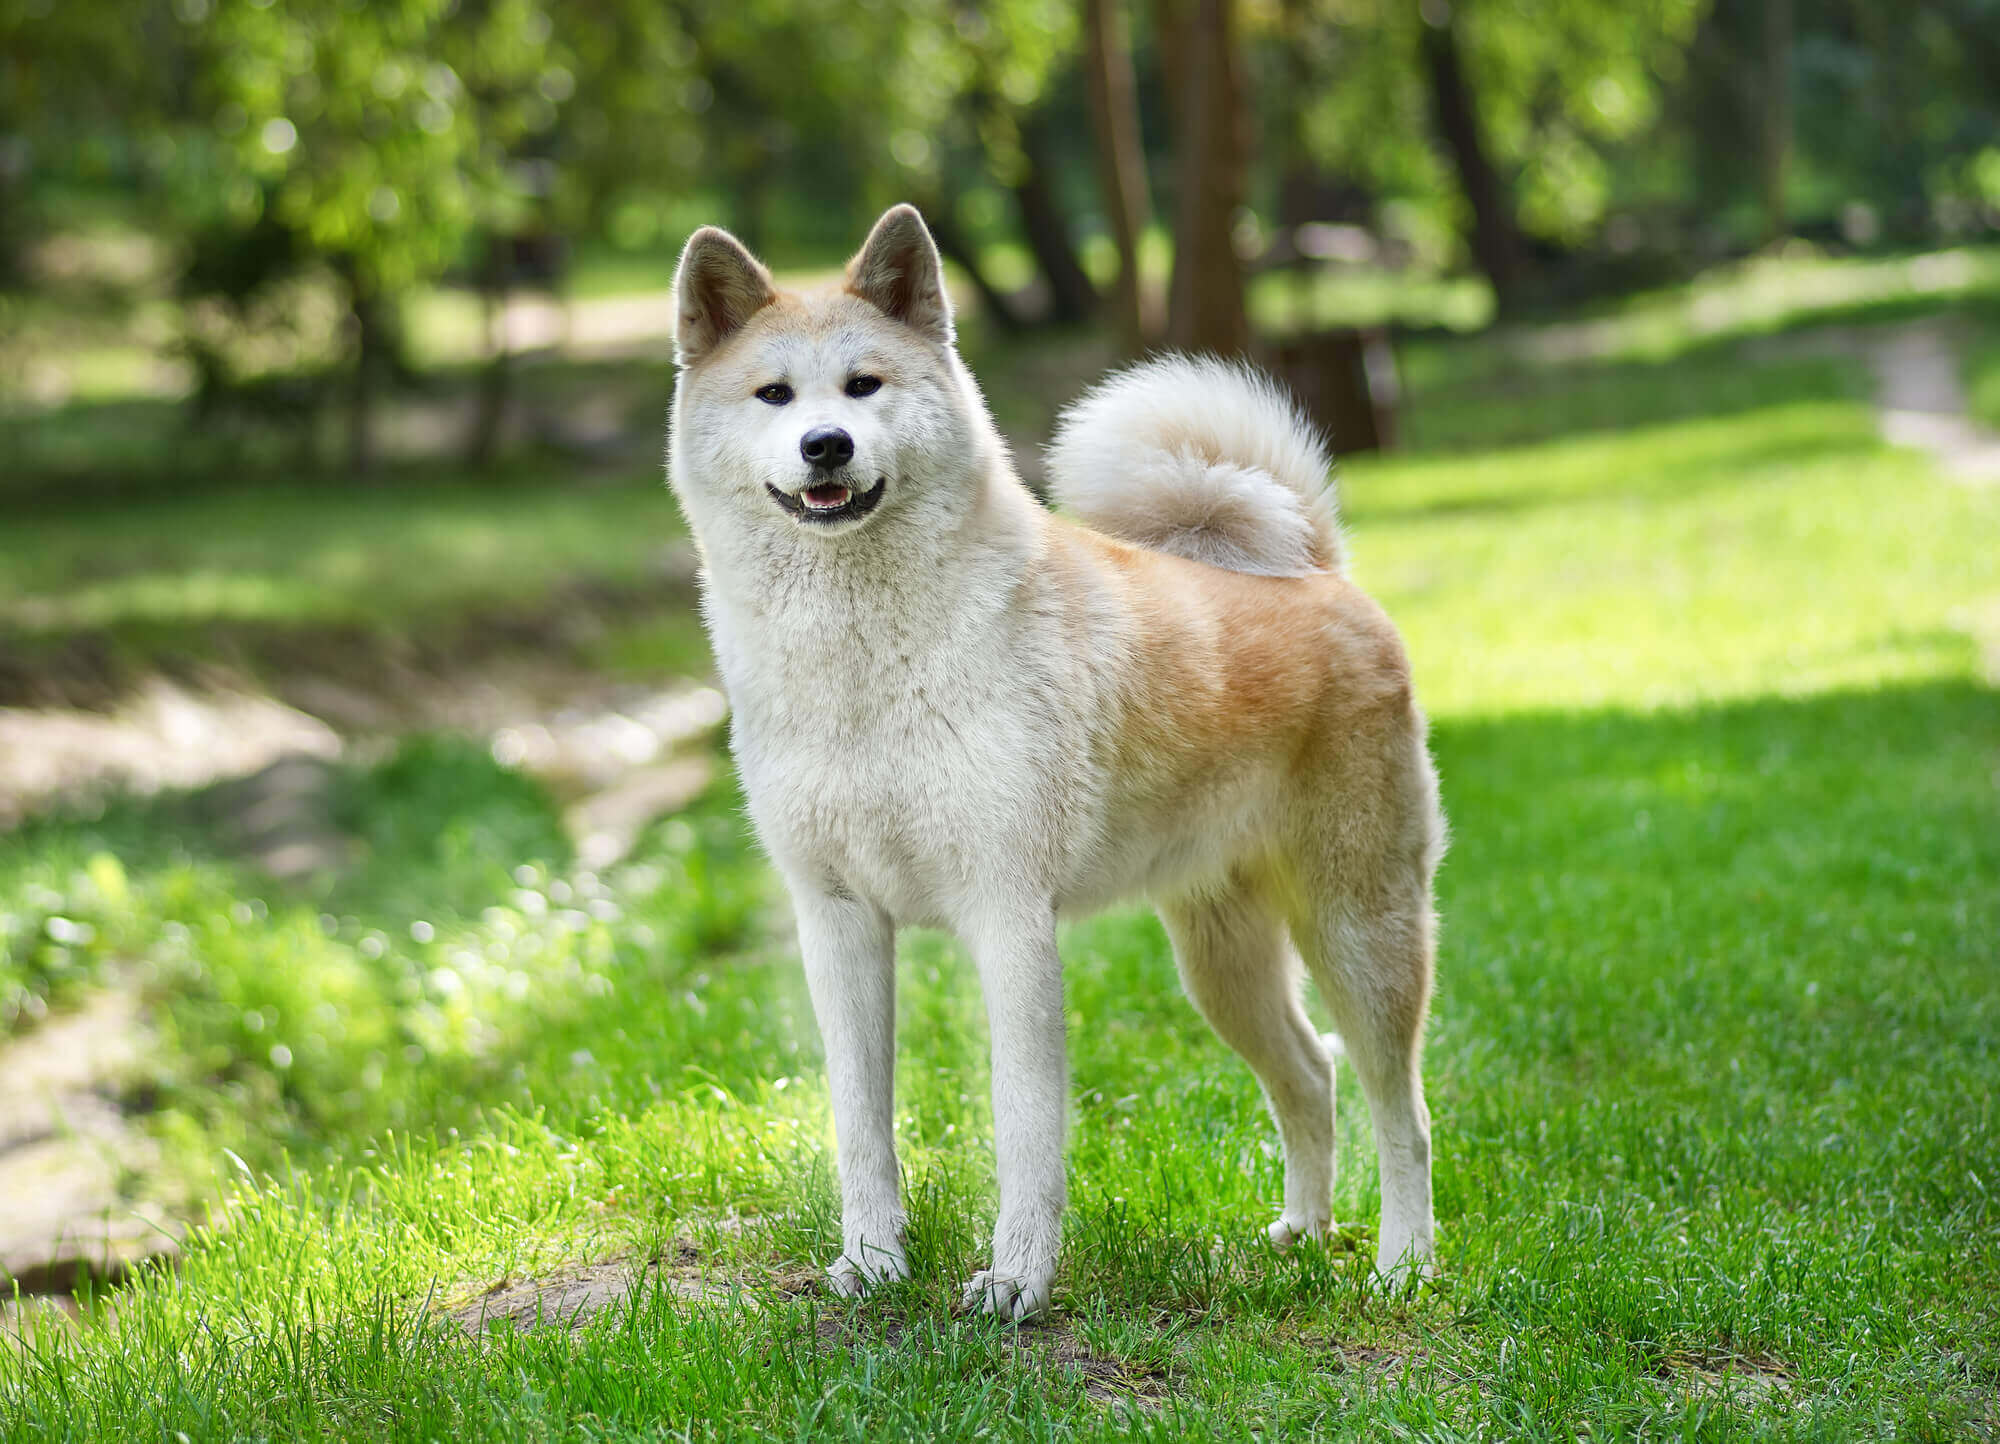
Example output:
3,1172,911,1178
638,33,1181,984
804,484,850,508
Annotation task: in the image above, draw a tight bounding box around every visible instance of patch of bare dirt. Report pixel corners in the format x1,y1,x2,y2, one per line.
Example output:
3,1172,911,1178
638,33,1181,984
447,1242,817,1337
1869,320,2000,485
444,1243,1173,1412
1751,318,2000,485
0,682,342,830
1327,1341,1430,1386
1655,1348,1795,1407
820,1314,1171,1414
0,990,181,1299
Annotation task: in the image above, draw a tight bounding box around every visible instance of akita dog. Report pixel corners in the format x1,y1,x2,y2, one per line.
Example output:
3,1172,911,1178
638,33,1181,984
667,205,1443,1320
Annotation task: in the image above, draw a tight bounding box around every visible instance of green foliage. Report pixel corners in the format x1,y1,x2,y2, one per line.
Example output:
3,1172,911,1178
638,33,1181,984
1292,0,1706,257
180,0,555,292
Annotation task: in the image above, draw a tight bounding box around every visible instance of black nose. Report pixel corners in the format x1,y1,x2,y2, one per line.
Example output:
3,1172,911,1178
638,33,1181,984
800,426,854,470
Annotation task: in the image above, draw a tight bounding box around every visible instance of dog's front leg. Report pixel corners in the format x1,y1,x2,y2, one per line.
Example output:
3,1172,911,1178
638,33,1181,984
793,886,908,1295
961,906,1067,1321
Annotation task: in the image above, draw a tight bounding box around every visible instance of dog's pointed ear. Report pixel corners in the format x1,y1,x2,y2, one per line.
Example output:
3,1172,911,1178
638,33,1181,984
846,204,953,345
673,226,777,366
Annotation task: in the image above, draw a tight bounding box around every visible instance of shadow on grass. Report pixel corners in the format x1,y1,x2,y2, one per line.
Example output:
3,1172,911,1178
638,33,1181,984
0,565,704,710
970,680,2000,1325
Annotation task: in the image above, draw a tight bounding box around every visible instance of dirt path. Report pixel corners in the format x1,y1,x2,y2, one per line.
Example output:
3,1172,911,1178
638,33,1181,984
0,990,176,1318
1867,319,2000,484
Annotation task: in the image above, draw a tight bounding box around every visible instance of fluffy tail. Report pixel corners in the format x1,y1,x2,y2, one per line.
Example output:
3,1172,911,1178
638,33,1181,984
1044,355,1342,576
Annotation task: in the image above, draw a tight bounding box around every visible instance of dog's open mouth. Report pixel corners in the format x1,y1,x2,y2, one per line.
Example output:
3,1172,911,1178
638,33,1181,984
767,477,888,526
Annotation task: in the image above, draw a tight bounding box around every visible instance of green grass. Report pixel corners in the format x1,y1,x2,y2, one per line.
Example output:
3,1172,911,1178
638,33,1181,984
4,299,2000,1439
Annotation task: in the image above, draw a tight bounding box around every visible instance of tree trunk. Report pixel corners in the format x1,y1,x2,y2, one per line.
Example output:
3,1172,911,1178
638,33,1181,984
1013,113,1099,325
346,281,385,476
1277,0,1316,329
466,238,512,469
1760,0,1793,248
0,147,23,290
1082,0,1154,350
1155,0,1251,356
923,204,1027,332
1420,3,1524,313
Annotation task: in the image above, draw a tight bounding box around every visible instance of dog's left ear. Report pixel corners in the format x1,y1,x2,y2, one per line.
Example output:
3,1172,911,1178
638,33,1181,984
673,226,777,367
846,204,953,345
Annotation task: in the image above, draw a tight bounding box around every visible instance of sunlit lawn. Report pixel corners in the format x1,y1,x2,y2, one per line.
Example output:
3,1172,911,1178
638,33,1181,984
2,308,1998,1439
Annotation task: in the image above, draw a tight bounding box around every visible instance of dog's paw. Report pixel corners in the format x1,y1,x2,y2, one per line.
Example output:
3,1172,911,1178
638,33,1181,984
1265,1213,1333,1251
1375,1249,1438,1295
958,1268,1052,1322
824,1245,911,1299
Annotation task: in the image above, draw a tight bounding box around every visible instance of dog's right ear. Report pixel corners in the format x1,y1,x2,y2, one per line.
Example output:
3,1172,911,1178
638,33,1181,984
673,227,777,367
846,204,953,345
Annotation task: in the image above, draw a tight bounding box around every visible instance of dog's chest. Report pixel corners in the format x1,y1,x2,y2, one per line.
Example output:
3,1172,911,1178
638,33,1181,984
720,617,1046,916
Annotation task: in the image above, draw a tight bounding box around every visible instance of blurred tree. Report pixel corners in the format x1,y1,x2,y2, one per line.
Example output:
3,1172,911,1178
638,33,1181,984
906,0,1086,325
17,0,2000,444
1013,99,1100,324
1300,0,1706,308
0,0,170,286
1686,0,2000,248
1418,0,1523,308
155,0,708,470
172,0,555,469
453,0,702,465
1082,0,1156,350
650,0,1078,328
1154,0,1250,354
1761,0,1793,247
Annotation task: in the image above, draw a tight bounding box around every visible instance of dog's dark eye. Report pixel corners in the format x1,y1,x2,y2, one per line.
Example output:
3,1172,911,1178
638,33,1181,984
845,375,882,399
755,383,793,405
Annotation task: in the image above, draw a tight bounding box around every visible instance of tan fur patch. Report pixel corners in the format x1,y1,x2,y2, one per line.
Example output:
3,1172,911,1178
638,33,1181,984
1050,523,1411,791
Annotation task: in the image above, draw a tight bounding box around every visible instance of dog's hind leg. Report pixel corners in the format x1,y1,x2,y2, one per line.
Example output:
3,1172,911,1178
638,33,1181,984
1286,737,1441,1283
1295,900,1435,1282
1288,788,1448,1280
1160,875,1337,1248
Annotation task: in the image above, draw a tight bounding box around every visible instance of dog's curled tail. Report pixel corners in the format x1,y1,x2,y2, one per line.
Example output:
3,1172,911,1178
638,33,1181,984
1044,355,1342,577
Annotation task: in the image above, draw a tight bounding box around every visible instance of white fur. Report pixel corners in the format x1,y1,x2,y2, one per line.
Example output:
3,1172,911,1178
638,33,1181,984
1044,356,1343,577
666,208,1440,1320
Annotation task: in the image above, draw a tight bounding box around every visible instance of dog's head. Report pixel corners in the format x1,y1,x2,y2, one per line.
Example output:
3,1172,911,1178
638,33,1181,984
667,205,989,542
